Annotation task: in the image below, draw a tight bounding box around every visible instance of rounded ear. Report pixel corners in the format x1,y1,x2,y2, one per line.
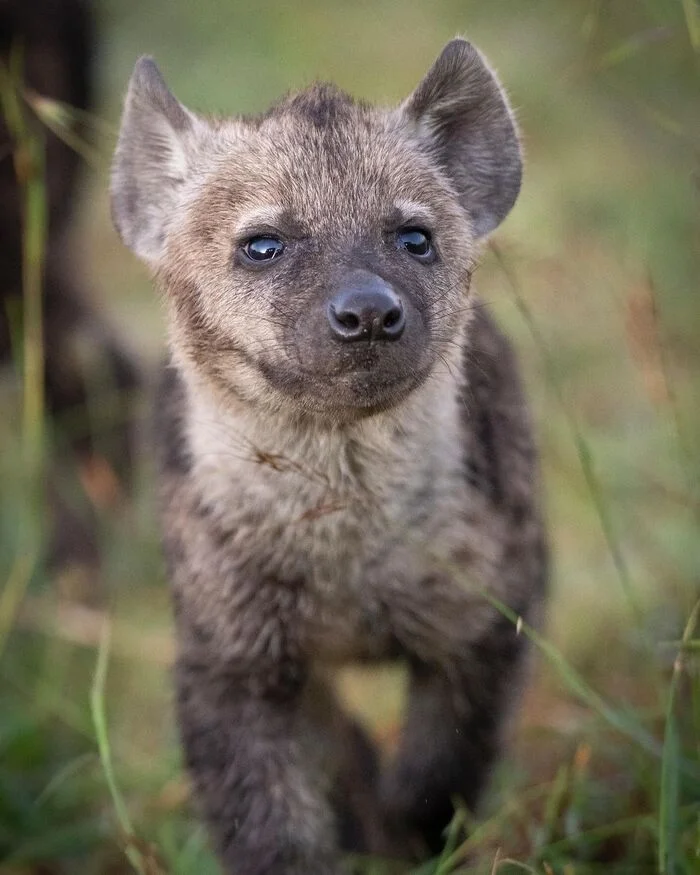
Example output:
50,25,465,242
110,57,199,265
400,39,522,238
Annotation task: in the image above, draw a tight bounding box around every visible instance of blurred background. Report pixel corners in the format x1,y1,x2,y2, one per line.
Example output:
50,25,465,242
0,0,698,873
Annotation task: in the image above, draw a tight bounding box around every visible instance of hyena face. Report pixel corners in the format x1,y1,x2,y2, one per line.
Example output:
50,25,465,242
111,41,521,420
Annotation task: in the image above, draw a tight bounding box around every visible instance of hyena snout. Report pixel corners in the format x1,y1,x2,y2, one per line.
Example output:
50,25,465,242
327,273,405,343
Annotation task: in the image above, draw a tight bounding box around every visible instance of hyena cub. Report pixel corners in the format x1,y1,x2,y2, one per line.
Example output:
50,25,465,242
111,39,546,874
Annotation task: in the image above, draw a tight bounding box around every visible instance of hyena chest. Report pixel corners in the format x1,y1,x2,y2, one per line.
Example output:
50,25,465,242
198,439,476,663
267,493,401,662
243,472,469,664
204,466,403,660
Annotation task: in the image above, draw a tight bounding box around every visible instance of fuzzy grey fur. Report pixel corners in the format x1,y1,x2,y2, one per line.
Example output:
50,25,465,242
112,38,547,874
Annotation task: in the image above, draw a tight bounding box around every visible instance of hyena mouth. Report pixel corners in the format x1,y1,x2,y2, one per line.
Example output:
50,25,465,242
257,348,432,416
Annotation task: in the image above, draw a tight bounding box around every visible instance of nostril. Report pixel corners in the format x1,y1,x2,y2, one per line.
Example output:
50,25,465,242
383,307,402,329
335,310,360,331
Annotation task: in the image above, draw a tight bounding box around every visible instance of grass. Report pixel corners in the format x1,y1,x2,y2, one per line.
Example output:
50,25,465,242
1,0,699,873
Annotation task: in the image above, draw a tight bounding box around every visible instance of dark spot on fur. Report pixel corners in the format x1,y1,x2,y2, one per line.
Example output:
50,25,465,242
269,83,359,129
475,405,504,504
163,532,186,575
156,364,192,475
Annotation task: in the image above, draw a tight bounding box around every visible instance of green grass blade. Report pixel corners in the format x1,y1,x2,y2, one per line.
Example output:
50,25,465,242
462,583,661,758
659,689,680,874
90,621,146,875
35,752,98,807
681,0,700,52
659,602,700,874
490,243,643,624
597,26,673,69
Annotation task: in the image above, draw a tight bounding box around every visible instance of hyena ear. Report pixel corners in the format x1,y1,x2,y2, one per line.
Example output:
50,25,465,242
400,39,522,238
111,57,197,265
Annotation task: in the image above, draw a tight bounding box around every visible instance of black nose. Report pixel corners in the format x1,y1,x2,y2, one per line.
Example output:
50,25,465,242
327,278,405,342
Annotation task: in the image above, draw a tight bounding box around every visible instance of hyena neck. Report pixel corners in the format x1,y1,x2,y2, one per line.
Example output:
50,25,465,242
178,353,467,506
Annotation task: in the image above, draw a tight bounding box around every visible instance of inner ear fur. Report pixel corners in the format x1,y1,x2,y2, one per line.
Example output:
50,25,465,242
110,57,198,265
401,38,522,238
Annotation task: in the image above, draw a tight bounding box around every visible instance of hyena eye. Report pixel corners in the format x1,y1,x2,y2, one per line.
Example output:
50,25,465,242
396,227,434,262
241,236,285,264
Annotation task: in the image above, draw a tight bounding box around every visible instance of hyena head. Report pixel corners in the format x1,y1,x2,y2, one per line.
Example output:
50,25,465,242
111,39,521,422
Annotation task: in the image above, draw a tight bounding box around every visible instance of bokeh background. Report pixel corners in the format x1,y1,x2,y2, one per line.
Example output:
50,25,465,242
1,1,699,873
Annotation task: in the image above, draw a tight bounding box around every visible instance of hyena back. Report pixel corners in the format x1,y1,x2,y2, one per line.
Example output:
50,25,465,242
111,39,547,875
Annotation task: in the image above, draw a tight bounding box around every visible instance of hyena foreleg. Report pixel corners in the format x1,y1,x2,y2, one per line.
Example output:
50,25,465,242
380,566,539,857
175,648,341,875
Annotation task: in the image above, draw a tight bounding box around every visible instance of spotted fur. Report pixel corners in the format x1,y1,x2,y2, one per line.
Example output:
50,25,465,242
112,39,547,874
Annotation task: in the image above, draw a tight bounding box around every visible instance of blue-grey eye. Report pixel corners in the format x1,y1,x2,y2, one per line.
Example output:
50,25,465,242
242,236,285,263
397,227,434,261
